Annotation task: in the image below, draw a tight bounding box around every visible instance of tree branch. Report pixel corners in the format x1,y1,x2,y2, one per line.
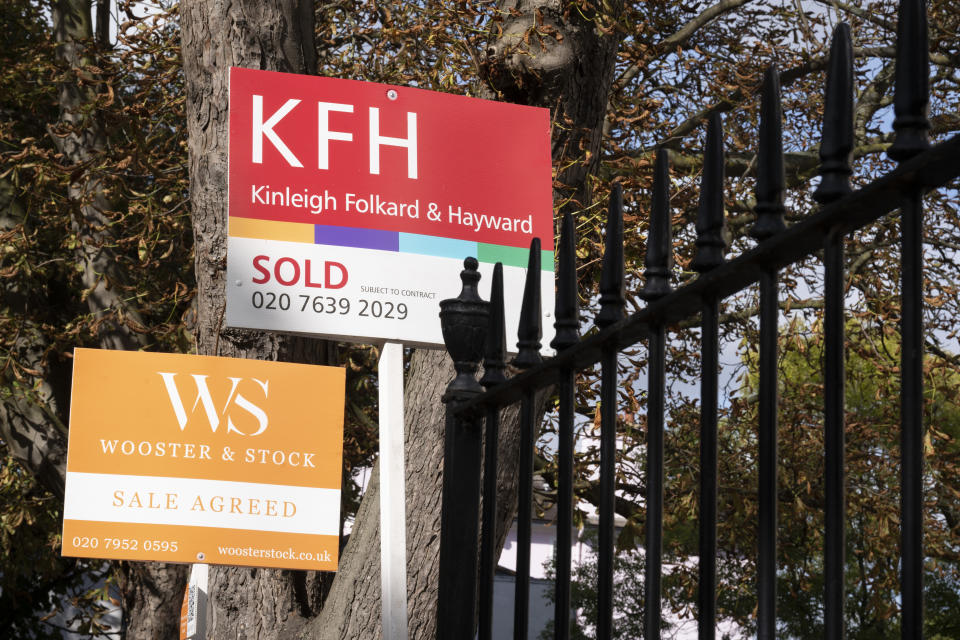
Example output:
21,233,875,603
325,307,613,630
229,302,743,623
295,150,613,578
854,60,896,143
660,0,754,51
817,0,895,33
614,0,753,91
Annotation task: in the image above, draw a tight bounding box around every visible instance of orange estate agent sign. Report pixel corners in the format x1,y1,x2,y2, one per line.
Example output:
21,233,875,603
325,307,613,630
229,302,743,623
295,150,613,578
62,348,345,571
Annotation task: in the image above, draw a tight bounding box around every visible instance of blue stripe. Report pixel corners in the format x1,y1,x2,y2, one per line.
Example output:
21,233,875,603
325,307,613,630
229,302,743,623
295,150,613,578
399,233,477,260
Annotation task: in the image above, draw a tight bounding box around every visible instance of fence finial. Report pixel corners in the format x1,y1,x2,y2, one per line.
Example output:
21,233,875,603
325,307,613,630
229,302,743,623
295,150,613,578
814,23,854,205
480,262,507,388
750,65,786,240
888,0,931,161
640,149,673,301
551,212,580,351
596,185,626,328
692,113,727,272
439,257,489,397
512,238,543,369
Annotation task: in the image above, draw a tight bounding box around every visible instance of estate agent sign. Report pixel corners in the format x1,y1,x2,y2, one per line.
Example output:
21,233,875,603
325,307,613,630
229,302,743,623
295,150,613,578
62,348,345,571
225,68,555,348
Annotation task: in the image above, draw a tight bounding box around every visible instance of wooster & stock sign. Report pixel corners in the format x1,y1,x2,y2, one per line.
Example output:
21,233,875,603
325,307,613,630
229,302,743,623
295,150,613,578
62,348,345,571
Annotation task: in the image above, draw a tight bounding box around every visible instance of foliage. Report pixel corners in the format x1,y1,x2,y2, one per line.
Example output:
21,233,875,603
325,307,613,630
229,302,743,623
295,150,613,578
538,529,661,640
1,0,959,634
0,446,117,638
733,319,960,638
541,320,960,638
1,0,193,355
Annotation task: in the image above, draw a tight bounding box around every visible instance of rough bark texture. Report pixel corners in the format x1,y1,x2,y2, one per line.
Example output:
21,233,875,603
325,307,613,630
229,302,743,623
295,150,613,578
299,349,452,640
483,0,623,213
298,348,536,640
116,563,190,640
181,1,336,638
297,2,620,638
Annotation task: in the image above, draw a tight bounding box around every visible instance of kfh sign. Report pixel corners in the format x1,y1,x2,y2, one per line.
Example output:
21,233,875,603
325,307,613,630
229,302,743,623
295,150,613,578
226,68,555,348
62,348,345,571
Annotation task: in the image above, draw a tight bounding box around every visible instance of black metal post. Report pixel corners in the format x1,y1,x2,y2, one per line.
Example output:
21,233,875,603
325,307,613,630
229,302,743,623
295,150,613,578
552,212,580,640
750,64,786,640
596,187,625,640
640,151,673,640
756,268,779,640
814,23,853,640
698,298,718,640
512,241,543,640
889,0,930,636
514,392,535,640
478,263,507,640
692,113,725,640
645,326,665,640
437,258,489,640
900,189,925,640
823,228,846,640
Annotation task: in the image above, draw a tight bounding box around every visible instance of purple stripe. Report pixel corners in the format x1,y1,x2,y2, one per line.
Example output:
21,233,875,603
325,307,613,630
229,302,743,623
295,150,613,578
314,225,399,251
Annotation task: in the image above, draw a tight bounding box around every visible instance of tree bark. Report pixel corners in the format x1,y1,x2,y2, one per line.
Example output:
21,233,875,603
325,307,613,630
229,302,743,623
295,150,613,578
299,349,455,640
300,348,539,640
299,2,623,637
181,1,334,638
482,0,624,214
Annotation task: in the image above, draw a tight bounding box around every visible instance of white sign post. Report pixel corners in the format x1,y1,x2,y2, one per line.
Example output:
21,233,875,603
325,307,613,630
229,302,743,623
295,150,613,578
181,563,208,640
378,342,407,639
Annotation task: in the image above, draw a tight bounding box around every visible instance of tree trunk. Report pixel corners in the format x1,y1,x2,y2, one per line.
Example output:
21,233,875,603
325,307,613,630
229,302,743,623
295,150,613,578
181,1,333,638
180,0,622,637
301,349,452,640
302,349,536,640
301,2,624,636
483,0,623,214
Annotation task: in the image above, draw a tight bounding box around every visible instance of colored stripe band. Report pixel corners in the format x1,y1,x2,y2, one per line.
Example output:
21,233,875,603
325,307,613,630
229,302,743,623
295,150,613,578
229,217,553,270
230,217,314,243
315,225,398,251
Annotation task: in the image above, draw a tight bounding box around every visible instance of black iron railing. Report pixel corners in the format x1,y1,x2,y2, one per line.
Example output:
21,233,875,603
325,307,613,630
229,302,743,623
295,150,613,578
436,0,959,637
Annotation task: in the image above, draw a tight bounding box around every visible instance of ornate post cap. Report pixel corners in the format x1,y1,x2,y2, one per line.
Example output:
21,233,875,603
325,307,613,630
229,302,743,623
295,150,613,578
440,257,489,400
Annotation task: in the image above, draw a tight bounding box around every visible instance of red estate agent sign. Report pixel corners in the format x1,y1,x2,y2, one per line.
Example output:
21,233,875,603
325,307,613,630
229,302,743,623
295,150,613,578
226,68,555,348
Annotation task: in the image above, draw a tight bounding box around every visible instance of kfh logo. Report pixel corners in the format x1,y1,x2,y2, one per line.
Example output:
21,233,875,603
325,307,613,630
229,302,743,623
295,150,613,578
158,373,269,436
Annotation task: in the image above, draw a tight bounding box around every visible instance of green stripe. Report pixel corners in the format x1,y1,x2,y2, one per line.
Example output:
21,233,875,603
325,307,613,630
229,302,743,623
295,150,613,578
478,244,554,270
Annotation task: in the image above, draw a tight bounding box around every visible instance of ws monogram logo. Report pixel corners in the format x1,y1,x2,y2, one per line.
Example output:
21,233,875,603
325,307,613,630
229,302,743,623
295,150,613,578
158,373,269,436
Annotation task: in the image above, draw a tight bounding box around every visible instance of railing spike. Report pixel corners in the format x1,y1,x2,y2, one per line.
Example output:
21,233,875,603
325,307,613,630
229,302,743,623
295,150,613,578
640,149,673,301
480,262,507,388
750,65,787,240
889,0,931,161
596,184,626,328
692,113,727,272
512,238,543,369
551,212,580,351
814,23,854,205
